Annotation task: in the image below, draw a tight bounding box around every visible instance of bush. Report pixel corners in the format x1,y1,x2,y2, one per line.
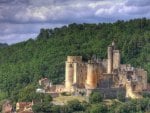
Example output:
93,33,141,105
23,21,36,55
142,92,150,98
89,92,103,104
67,99,84,112
43,94,53,103
117,92,125,102
32,102,53,113
89,104,108,113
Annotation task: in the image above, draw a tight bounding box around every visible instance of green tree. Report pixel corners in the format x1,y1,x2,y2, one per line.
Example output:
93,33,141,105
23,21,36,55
89,92,103,104
67,99,84,112
89,104,108,113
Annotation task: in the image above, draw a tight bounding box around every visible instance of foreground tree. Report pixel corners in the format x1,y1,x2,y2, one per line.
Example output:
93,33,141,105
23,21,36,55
89,92,103,104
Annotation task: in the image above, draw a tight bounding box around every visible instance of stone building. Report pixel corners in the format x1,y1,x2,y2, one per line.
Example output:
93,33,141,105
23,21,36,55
64,42,147,99
39,42,148,99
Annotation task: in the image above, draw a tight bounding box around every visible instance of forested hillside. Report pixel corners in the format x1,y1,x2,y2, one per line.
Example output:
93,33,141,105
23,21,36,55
0,18,150,101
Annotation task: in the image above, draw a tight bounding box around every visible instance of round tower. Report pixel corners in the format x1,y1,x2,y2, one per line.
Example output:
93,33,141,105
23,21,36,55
86,62,98,89
65,62,74,91
107,45,113,73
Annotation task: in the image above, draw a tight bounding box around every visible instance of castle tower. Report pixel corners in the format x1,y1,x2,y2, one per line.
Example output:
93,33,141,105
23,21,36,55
113,50,120,69
65,56,82,91
107,45,113,73
86,61,98,89
65,62,74,91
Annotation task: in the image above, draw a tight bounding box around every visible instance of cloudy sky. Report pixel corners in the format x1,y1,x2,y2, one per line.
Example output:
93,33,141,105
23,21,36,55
0,0,150,44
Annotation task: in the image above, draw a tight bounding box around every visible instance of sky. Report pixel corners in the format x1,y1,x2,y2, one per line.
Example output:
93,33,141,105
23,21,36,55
0,0,150,44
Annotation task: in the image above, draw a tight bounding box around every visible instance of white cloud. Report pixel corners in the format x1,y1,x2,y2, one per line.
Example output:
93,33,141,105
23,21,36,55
0,0,150,44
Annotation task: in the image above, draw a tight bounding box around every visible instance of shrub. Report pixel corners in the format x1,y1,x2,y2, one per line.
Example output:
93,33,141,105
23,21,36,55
89,92,103,104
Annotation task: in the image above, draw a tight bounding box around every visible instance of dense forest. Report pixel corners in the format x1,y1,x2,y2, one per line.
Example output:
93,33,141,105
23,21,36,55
0,18,149,102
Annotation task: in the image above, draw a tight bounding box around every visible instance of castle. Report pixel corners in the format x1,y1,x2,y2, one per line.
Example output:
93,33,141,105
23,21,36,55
38,42,148,99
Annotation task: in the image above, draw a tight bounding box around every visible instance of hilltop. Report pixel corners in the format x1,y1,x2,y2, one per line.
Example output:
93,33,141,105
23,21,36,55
0,18,149,101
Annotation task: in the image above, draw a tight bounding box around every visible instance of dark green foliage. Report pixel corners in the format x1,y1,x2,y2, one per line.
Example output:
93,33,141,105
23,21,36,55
59,105,73,113
67,99,84,112
17,84,52,103
32,102,53,113
33,98,150,113
89,104,108,113
89,92,103,104
43,94,53,103
51,105,61,113
142,92,150,98
108,98,150,113
117,92,125,102
0,18,149,102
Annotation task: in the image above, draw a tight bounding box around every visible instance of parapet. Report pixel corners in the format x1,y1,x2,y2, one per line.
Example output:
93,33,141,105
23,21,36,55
67,56,82,63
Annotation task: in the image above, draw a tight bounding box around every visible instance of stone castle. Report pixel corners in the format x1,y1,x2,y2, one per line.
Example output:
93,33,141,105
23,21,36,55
38,42,148,99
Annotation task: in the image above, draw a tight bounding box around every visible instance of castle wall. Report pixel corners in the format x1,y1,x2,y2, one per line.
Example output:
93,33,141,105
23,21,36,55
78,63,87,88
135,68,147,90
73,63,87,88
90,87,126,99
97,63,105,86
99,73,113,88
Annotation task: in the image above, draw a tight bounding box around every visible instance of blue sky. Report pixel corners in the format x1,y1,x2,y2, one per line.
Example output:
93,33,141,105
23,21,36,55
0,0,150,44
